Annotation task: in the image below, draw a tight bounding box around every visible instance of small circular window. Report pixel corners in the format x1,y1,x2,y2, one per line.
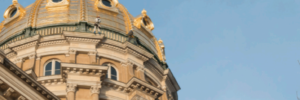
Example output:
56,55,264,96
102,0,112,7
52,0,62,3
10,9,17,18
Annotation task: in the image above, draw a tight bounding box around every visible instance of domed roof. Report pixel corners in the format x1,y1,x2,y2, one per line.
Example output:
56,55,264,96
0,0,167,64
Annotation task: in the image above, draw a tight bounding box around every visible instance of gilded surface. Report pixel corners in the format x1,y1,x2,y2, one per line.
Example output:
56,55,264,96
0,0,165,62
117,4,133,34
45,0,70,11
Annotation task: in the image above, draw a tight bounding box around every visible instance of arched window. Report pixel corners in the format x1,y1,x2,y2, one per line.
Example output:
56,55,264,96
10,9,17,18
44,60,61,76
103,63,118,80
102,0,112,7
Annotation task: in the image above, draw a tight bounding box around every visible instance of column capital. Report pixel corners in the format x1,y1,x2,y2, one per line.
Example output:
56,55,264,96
120,62,134,67
28,54,35,59
14,58,24,64
69,49,77,55
88,51,97,55
137,66,145,72
90,85,101,94
66,84,77,92
36,56,41,60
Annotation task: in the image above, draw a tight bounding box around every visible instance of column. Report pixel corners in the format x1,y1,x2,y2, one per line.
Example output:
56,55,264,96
69,50,76,63
137,66,145,81
90,85,101,100
35,56,41,76
125,62,134,81
15,58,24,68
88,51,97,64
66,84,77,100
26,54,35,70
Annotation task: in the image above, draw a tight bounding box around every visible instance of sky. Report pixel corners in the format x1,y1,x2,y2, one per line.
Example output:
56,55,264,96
1,0,300,100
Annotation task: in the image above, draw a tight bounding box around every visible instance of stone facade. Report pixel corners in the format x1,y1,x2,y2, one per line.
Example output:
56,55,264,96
0,0,180,100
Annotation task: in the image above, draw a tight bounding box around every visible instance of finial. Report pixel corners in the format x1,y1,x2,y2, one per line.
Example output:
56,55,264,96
158,39,163,43
13,0,18,4
142,9,147,14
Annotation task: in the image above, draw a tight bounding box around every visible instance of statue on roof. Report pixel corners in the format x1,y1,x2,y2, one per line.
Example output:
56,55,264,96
94,16,101,35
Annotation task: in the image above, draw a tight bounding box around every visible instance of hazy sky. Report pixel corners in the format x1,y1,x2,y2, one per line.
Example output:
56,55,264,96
1,0,300,100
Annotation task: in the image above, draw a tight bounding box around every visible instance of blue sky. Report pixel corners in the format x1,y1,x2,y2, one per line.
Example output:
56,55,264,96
1,0,300,100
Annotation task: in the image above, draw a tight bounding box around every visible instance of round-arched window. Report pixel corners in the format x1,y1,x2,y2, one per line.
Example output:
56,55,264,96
102,0,112,7
44,60,61,76
52,0,62,3
103,63,118,80
10,9,17,18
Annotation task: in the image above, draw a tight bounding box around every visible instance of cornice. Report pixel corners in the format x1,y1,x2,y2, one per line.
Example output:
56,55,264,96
11,41,38,52
0,51,59,100
164,69,180,91
103,77,164,98
64,31,104,40
8,35,40,48
39,40,68,47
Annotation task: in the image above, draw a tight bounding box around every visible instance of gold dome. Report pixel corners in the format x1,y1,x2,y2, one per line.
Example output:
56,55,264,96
0,0,166,62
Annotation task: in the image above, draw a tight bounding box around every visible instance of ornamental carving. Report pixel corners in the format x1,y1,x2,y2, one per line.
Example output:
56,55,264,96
3,87,15,97
66,37,100,43
131,95,147,100
90,85,101,94
134,9,154,31
12,41,38,52
39,40,67,47
66,84,77,92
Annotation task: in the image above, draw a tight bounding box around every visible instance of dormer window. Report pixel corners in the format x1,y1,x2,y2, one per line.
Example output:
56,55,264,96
10,9,17,18
143,18,149,26
52,0,62,3
102,0,112,7
96,0,119,14
45,0,69,11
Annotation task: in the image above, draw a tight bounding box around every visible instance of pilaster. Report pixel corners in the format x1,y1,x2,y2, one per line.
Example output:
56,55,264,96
90,85,101,100
35,56,41,76
136,66,145,81
27,54,36,70
69,49,76,63
66,83,77,100
88,51,97,64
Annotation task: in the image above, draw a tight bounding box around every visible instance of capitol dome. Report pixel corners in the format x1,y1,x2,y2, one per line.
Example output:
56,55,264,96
0,0,180,100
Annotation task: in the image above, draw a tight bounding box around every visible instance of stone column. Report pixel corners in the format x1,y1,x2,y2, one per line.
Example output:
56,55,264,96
124,62,134,81
90,85,101,100
66,84,77,100
137,66,145,81
35,56,41,76
15,58,24,68
69,50,77,63
26,54,35,70
88,51,97,64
